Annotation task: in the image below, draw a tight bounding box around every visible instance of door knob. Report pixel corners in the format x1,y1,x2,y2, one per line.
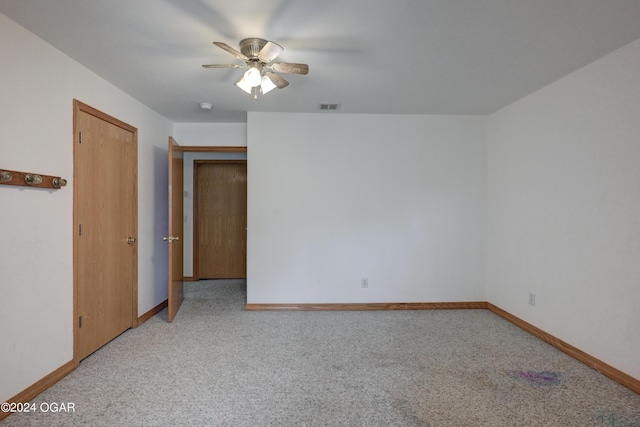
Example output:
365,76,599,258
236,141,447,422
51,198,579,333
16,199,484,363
163,236,180,243
127,237,136,244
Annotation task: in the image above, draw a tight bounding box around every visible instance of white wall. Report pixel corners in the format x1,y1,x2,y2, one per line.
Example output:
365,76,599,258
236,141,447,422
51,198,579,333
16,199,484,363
487,39,640,380
247,113,486,304
173,123,246,147
0,12,172,402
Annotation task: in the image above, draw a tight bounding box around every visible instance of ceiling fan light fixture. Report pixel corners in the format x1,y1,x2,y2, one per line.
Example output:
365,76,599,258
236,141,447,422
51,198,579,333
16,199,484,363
260,75,277,94
234,75,253,94
243,66,262,87
207,38,308,98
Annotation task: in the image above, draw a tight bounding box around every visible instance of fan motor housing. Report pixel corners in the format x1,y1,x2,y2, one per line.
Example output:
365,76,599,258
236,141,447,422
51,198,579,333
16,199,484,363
239,38,268,58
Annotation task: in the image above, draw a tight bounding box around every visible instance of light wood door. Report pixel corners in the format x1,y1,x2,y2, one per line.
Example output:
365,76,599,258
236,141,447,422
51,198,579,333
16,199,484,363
74,101,137,361
167,137,184,322
195,161,247,279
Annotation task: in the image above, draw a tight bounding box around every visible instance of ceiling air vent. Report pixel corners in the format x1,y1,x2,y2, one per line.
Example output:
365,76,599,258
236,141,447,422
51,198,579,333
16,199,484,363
318,103,341,111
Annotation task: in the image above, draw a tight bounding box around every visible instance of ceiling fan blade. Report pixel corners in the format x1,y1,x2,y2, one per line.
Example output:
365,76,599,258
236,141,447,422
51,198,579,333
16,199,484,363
213,42,249,61
258,41,284,63
265,72,289,89
202,64,244,69
271,62,309,75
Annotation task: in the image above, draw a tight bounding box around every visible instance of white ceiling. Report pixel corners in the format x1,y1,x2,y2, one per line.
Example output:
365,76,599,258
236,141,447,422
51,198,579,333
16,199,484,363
2,0,640,123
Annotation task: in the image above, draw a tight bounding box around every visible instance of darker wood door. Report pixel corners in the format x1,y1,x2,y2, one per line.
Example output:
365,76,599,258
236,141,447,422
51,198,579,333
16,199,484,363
74,100,138,361
195,161,247,279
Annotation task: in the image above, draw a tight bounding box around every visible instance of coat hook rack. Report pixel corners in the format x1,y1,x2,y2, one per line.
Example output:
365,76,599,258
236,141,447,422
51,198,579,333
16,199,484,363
0,168,67,190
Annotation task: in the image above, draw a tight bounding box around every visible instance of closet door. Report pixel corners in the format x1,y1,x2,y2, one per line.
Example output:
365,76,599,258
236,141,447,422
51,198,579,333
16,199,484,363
75,101,137,360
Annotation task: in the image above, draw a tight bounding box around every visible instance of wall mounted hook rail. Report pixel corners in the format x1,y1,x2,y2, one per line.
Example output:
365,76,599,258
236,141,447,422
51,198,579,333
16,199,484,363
0,168,67,190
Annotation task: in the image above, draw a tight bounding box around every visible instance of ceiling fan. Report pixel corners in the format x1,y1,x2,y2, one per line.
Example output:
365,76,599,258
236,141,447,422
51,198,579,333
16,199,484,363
203,38,309,99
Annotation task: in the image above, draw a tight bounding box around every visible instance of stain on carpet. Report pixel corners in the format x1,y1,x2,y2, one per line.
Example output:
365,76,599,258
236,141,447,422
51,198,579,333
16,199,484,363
594,410,640,427
510,370,562,386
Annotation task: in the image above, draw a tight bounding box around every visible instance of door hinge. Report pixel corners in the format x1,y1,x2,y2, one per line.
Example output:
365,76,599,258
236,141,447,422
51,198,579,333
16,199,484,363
79,224,83,236
79,316,83,328
79,131,83,144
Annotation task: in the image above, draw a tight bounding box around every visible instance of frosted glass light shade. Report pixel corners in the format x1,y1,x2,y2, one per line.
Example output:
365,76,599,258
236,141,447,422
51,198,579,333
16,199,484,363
234,75,253,94
244,67,262,87
260,75,277,94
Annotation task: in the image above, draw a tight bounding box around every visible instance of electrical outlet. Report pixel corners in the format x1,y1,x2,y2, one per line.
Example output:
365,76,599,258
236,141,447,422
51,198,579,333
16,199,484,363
361,278,369,289
529,293,536,306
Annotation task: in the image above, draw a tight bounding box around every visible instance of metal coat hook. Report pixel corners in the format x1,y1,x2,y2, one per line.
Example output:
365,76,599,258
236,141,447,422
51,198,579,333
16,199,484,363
52,177,68,188
0,168,67,190
25,174,43,185
0,171,12,182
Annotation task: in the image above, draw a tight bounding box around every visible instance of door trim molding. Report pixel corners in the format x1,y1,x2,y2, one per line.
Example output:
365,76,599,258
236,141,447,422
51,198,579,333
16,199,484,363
73,99,138,364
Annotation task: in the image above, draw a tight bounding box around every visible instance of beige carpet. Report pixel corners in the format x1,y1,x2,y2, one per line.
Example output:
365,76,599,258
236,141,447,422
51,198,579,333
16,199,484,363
3,280,639,426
